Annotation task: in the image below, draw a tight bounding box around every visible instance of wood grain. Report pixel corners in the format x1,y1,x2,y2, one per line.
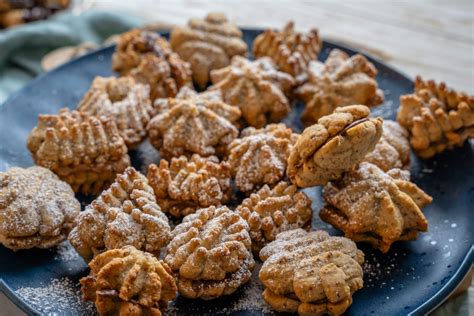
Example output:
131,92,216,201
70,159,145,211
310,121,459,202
89,0,474,94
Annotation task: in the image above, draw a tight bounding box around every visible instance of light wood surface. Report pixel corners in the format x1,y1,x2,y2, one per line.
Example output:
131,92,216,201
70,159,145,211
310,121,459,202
89,0,474,94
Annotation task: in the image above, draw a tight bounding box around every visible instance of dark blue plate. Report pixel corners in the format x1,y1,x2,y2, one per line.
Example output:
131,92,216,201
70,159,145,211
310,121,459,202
0,29,472,316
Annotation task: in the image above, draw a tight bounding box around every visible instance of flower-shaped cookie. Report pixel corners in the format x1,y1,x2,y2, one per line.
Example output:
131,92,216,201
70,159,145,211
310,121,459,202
147,154,232,218
296,49,384,125
68,167,171,261
77,76,154,148
210,56,295,128
170,12,248,88
253,21,321,82
287,105,383,187
154,86,242,126
164,206,254,299
27,108,130,194
320,162,433,253
363,120,410,171
81,246,177,316
397,76,474,158
236,181,312,253
259,229,364,315
112,29,192,100
147,96,239,159
228,123,299,193
0,166,80,250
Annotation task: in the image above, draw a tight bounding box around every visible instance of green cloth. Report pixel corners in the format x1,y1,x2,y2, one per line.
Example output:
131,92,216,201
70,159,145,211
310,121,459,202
0,10,142,104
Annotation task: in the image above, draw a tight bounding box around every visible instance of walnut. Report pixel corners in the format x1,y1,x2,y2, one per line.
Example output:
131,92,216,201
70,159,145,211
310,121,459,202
236,181,312,253
228,123,299,193
147,95,239,159
363,120,410,171
68,167,171,262
287,105,383,187
77,76,154,148
0,166,80,250
27,108,130,195
397,76,474,159
259,229,364,315
210,56,295,128
170,12,248,88
80,246,177,316
253,21,321,82
296,49,385,125
147,154,232,218
164,206,254,299
112,29,192,100
320,162,433,253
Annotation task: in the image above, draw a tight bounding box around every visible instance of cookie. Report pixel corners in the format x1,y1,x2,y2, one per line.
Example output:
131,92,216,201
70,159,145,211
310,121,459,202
27,108,130,195
210,56,295,128
170,12,247,88
0,166,80,250
296,49,384,125
287,105,383,187
77,76,154,148
228,123,298,193
259,229,364,315
112,29,192,100
164,206,254,299
68,167,171,261
320,162,433,253
236,181,312,253
397,76,474,158
147,154,232,217
253,21,321,82
81,246,177,316
363,120,411,171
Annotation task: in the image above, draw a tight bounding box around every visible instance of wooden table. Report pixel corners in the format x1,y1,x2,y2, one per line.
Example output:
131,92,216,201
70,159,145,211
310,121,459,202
89,0,474,94
1,1,473,315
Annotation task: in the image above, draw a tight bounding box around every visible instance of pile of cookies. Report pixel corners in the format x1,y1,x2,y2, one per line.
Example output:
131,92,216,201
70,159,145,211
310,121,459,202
1,12,473,316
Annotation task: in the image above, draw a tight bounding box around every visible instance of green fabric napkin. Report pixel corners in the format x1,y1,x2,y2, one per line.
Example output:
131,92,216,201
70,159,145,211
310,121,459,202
0,10,142,104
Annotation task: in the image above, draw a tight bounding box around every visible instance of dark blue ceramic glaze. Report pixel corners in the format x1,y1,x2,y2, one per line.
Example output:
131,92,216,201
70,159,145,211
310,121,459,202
0,30,472,316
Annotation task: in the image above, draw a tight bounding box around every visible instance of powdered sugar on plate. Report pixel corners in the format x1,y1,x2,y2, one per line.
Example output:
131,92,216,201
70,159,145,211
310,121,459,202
15,277,95,315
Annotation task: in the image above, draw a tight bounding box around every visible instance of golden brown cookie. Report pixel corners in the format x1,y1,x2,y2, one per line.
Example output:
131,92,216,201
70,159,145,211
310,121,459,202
154,86,242,126
236,181,312,253
296,49,384,125
363,120,410,171
320,162,433,253
210,56,295,128
253,21,321,82
0,166,80,250
112,29,192,100
147,95,239,159
170,12,248,88
397,76,474,159
68,167,171,262
77,76,154,148
259,229,364,315
147,154,232,218
164,205,254,300
27,108,130,195
287,105,383,187
228,123,299,193
80,246,177,316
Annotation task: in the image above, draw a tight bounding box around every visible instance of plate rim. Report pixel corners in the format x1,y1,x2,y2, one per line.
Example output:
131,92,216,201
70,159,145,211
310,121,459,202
0,28,472,316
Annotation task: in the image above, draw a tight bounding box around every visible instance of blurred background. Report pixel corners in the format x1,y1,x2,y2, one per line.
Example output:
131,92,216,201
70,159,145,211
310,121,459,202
0,0,472,315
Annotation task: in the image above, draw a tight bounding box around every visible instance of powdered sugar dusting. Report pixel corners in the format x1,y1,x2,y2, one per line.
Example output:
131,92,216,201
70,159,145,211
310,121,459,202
15,278,95,315
52,241,81,262
227,262,271,313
